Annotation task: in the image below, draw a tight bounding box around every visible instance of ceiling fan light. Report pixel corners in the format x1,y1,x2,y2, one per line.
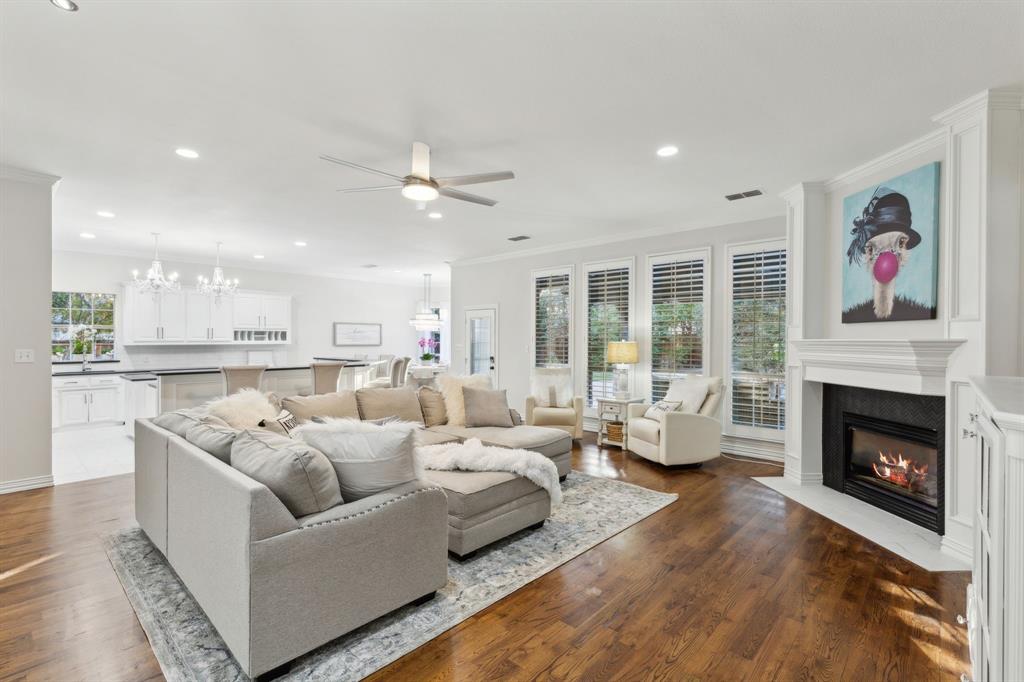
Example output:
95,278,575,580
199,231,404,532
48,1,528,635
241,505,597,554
401,182,439,202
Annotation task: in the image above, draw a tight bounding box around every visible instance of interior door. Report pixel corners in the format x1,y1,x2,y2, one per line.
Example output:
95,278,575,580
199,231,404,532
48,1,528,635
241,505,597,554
464,306,497,383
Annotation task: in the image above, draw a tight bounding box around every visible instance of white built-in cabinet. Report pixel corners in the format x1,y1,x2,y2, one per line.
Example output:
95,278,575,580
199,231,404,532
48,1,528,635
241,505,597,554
122,285,291,345
963,377,1024,682
51,375,123,428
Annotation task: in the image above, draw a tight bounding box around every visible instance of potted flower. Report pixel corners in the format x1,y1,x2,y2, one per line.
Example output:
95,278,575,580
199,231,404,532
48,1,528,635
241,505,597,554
68,324,95,360
417,337,440,364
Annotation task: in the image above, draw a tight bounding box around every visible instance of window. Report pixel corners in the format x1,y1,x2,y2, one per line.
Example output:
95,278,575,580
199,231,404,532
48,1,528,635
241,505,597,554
585,260,631,406
649,250,708,402
51,291,116,361
727,243,787,434
532,268,572,368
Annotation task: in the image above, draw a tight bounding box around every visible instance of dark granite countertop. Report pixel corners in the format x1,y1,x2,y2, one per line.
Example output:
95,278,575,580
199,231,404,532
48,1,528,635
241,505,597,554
53,365,317,378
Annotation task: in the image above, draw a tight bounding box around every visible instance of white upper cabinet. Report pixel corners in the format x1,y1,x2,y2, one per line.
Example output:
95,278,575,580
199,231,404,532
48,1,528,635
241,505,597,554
124,285,290,345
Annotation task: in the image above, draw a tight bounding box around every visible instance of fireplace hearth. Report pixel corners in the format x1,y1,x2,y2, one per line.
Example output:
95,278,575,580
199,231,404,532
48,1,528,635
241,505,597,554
823,385,944,533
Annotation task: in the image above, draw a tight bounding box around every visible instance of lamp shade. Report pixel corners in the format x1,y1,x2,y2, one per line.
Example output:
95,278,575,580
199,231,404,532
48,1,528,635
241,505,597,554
607,340,638,364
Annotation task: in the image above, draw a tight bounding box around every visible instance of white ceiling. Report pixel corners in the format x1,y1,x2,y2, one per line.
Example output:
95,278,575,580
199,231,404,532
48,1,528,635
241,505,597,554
2,1,1021,283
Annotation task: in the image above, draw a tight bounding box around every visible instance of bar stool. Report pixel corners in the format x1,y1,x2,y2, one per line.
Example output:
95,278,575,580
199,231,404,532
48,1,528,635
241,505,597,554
221,365,267,395
310,361,346,395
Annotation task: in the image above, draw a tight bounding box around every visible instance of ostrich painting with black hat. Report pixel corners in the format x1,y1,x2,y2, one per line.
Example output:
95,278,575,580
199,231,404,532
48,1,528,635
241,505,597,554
842,164,939,323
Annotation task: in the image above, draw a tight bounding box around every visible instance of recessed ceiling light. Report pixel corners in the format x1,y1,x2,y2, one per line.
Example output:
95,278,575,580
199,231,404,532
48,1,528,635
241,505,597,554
96,210,115,218
393,269,402,273
253,254,265,259
175,148,199,159
294,241,307,247
656,145,679,158
427,212,443,220
50,0,79,11
79,232,96,239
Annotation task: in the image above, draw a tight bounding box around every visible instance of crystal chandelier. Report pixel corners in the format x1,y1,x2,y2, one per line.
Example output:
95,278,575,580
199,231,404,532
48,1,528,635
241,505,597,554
409,273,442,330
132,233,180,294
196,242,239,300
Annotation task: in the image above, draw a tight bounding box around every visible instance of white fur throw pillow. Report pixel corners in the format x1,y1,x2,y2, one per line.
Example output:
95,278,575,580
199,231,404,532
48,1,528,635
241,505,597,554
664,378,710,414
436,374,492,427
291,418,420,500
206,388,279,429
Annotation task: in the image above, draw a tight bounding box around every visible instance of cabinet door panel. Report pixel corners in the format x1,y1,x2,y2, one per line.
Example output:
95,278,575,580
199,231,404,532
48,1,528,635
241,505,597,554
262,295,291,329
130,289,161,342
185,292,212,342
210,296,234,341
88,388,120,423
159,291,187,341
59,391,90,426
233,293,263,328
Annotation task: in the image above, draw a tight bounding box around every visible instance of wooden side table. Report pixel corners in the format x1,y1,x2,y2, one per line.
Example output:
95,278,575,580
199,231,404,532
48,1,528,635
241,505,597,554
596,397,645,449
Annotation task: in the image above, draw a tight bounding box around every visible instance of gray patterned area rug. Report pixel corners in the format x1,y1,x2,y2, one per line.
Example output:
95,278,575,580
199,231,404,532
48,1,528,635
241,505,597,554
105,472,675,682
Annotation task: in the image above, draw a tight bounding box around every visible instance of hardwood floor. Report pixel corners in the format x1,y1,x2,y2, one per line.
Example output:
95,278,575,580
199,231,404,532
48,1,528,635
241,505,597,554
0,437,970,681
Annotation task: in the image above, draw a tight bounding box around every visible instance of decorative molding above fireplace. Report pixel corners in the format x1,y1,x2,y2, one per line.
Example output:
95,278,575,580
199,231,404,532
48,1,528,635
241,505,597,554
791,338,965,395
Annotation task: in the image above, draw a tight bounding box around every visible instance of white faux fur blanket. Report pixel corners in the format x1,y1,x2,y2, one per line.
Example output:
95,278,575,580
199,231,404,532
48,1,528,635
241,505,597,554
416,438,562,505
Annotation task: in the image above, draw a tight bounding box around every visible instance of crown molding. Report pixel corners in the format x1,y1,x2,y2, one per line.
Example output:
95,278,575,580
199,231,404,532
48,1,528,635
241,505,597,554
450,211,785,267
822,128,946,193
0,165,61,186
933,87,1024,125
779,181,827,204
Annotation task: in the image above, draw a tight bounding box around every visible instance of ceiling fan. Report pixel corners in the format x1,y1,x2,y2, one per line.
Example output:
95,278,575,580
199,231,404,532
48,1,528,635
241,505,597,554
321,142,514,207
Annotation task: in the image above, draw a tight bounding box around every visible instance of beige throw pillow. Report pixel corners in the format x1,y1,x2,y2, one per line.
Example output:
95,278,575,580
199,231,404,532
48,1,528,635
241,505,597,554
355,387,424,425
418,387,448,427
280,391,359,424
230,430,342,516
437,374,492,427
664,378,711,414
463,387,513,428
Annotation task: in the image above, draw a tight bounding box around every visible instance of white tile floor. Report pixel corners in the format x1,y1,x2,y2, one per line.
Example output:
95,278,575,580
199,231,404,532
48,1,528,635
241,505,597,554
52,424,134,485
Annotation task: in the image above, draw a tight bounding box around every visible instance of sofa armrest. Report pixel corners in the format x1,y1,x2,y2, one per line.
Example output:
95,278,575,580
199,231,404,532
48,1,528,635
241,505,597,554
525,395,537,425
627,403,650,420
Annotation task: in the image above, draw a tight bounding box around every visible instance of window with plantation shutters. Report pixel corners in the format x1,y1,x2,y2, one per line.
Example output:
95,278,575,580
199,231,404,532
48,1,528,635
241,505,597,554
586,262,631,406
533,269,571,368
728,244,787,433
649,252,707,402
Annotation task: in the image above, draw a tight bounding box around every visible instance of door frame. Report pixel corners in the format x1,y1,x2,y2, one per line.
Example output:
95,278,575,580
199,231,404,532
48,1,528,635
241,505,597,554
463,304,499,386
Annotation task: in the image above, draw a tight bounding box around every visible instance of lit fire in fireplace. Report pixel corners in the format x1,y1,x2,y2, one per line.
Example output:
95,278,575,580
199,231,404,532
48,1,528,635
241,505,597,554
871,450,930,493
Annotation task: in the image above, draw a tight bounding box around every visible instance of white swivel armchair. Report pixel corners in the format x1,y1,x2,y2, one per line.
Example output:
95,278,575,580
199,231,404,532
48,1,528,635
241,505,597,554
626,376,723,467
525,368,584,439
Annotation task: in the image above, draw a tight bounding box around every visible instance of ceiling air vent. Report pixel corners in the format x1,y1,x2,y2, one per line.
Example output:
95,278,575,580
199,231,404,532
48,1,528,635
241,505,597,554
726,189,763,201
507,235,531,242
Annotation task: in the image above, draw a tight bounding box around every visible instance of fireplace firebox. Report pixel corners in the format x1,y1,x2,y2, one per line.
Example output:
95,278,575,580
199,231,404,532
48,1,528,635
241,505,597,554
823,385,944,534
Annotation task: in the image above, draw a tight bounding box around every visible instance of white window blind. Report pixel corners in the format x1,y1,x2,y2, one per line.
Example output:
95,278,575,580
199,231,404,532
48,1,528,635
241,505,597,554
586,264,630,406
729,247,787,431
533,271,571,368
650,255,705,402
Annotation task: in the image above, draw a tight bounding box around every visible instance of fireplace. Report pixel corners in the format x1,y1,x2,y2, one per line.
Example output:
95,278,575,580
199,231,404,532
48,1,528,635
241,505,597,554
823,385,944,533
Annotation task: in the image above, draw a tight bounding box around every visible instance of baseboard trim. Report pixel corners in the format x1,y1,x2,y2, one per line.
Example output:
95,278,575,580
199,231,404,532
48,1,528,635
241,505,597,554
721,435,784,463
940,535,973,565
0,474,54,495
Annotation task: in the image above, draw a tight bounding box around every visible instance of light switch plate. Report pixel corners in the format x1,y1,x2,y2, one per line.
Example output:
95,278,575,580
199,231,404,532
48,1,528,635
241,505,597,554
15,349,35,363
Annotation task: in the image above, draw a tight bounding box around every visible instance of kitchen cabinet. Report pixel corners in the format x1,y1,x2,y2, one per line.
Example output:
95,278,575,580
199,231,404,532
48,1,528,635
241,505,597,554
123,377,159,438
124,285,290,345
52,375,123,429
186,292,235,342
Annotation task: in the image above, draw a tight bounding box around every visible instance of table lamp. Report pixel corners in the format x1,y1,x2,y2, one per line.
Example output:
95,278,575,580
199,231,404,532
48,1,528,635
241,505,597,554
606,340,638,400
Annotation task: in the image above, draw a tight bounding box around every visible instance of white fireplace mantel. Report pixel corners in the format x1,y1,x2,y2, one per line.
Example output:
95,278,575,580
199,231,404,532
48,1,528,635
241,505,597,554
791,339,966,396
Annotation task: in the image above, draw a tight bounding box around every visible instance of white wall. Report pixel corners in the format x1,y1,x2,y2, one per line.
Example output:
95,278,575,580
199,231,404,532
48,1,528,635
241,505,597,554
1,170,59,492
51,250,451,370
450,216,785,418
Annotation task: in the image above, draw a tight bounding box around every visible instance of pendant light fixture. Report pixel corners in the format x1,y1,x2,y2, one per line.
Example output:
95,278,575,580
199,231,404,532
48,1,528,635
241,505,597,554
409,273,442,330
132,233,180,294
196,242,239,300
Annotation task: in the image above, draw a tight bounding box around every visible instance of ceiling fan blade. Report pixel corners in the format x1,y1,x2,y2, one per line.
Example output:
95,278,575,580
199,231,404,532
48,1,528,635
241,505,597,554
438,187,497,207
435,171,515,188
336,185,402,193
320,154,404,181
411,142,430,181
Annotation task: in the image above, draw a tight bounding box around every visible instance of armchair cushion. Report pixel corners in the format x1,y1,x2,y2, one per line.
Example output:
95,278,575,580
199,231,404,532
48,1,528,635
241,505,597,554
629,416,661,446
530,369,573,407
664,378,711,414
532,406,577,427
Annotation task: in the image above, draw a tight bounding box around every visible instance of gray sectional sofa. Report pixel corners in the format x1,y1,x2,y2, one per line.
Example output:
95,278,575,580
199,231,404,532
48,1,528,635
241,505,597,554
134,385,574,678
